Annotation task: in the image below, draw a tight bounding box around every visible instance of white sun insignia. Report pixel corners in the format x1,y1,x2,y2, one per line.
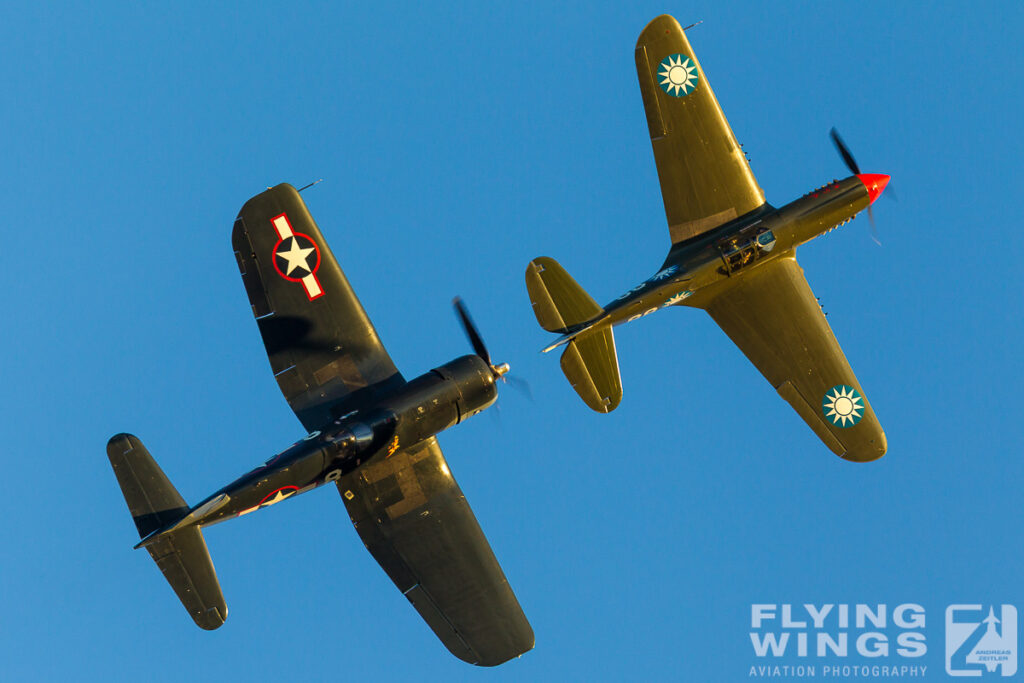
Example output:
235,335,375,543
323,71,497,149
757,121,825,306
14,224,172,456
822,385,865,428
662,290,693,307
649,265,678,282
657,54,699,97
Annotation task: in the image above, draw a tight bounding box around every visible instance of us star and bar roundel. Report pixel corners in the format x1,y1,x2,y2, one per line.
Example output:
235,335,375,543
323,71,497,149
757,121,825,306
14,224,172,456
270,212,324,300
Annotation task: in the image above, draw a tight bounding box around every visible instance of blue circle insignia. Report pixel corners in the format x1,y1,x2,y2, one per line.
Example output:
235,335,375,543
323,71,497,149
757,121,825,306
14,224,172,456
657,54,699,97
821,385,865,428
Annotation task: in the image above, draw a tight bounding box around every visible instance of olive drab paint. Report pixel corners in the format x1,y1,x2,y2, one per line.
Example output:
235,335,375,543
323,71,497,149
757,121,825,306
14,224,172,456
526,14,890,462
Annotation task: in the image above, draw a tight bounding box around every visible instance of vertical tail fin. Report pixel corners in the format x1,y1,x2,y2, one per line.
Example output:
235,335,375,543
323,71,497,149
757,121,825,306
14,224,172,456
525,258,623,412
107,434,227,630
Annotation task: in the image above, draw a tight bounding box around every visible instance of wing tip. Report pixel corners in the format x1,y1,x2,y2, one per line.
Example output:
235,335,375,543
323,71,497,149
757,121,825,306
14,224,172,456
841,430,887,463
194,605,228,631
106,432,136,455
236,182,300,220
637,14,682,46
468,626,535,667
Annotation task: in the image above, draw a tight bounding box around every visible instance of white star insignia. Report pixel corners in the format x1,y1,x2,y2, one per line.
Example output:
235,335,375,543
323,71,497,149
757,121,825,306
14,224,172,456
277,238,315,276
263,488,295,507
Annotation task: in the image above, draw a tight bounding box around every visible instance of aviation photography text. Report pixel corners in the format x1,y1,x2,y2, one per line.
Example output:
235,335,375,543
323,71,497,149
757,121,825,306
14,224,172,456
749,603,928,679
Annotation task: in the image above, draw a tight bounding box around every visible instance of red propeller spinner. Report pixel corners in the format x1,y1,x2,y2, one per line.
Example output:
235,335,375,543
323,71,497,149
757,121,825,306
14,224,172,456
857,174,890,204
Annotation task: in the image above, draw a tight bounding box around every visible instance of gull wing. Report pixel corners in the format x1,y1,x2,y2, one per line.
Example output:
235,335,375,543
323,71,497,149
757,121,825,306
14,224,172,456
337,436,533,666
635,15,765,244
233,184,404,431
699,256,886,461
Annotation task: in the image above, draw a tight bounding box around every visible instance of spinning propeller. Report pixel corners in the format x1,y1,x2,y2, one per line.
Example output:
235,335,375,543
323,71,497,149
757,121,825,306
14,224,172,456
453,297,533,399
453,297,510,379
829,127,890,245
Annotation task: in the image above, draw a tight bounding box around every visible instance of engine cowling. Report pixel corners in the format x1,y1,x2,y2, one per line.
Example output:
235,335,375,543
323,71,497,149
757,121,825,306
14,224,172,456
386,355,497,446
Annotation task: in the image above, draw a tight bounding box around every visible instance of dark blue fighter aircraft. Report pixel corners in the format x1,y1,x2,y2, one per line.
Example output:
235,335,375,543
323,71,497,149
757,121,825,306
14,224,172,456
108,184,533,666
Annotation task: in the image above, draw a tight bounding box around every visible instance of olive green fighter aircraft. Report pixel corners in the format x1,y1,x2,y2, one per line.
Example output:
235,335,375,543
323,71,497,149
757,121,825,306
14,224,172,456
526,15,889,462
107,184,533,666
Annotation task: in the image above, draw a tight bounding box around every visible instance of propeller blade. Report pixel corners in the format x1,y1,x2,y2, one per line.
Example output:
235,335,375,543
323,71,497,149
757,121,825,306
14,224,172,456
831,127,886,245
452,297,491,366
829,127,861,176
867,206,881,246
504,374,534,402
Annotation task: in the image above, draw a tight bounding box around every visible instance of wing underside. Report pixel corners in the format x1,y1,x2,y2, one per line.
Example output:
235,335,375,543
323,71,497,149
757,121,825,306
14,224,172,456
699,256,886,461
337,437,533,666
635,15,765,244
233,184,404,431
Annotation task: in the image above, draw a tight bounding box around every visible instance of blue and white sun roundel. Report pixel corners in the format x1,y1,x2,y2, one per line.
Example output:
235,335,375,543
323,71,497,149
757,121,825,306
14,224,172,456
822,385,865,428
657,54,699,97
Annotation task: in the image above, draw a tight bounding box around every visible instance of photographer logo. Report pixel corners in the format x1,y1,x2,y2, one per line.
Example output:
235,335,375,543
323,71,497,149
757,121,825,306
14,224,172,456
946,605,1017,677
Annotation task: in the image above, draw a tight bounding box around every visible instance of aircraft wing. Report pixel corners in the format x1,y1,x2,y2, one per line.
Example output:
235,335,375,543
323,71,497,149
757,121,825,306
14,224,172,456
337,436,533,666
233,184,404,432
635,15,765,244
700,256,886,462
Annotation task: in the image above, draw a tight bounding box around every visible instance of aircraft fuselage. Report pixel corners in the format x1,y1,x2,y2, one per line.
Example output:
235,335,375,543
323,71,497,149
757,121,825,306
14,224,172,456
592,174,872,331
159,354,497,534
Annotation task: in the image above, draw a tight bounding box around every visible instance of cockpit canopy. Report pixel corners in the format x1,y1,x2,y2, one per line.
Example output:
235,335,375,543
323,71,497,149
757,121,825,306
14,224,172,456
718,227,776,274
326,410,398,464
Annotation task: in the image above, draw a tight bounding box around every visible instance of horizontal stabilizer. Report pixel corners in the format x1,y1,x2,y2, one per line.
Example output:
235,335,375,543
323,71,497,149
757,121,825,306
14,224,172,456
107,433,189,537
560,327,622,413
143,527,228,630
107,434,227,630
525,257,603,333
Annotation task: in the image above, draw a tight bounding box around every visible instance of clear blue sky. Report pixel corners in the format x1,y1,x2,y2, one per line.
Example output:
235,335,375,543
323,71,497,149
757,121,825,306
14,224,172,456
2,2,1021,681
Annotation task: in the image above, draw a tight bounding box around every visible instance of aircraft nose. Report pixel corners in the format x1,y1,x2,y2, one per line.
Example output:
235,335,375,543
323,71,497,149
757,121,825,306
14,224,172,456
857,174,890,204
